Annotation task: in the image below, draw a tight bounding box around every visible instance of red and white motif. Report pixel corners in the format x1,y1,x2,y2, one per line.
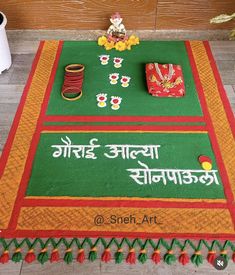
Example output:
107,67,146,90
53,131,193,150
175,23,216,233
110,96,122,110
99,55,110,65
121,76,131,87
145,63,185,97
96,93,107,108
113,57,124,68
109,73,119,85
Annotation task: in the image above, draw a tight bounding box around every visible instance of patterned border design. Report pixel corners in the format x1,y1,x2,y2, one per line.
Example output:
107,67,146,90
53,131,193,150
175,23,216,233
189,41,235,197
17,206,233,234
0,41,60,229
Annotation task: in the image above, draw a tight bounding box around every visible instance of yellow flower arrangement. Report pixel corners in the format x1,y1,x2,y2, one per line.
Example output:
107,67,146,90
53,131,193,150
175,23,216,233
98,36,108,46
97,35,140,51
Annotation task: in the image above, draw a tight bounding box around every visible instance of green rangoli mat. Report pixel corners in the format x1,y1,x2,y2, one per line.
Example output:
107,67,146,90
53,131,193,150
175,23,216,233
0,40,234,265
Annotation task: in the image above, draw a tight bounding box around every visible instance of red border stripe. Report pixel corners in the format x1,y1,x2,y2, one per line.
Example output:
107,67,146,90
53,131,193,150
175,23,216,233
1,229,235,240
45,115,205,123
40,41,64,122
41,124,207,132
22,198,227,209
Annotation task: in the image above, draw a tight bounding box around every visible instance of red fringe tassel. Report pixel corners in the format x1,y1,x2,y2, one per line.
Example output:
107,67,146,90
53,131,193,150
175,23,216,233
25,249,36,263
101,248,111,263
151,249,161,264
126,248,136,264
232,251,235,263
207,251,216,265
0,251,9,264
179,250,189,265
50,249,60,263
77,249,85,263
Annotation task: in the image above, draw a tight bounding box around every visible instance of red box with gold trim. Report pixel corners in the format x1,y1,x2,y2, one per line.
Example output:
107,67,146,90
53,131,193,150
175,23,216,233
146,63,185,97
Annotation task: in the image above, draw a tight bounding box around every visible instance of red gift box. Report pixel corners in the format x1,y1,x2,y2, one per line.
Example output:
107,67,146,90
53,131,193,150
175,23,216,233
145,63,185,97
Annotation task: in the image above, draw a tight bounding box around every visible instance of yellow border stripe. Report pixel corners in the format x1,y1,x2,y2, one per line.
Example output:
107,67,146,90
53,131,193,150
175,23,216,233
0,41,60,229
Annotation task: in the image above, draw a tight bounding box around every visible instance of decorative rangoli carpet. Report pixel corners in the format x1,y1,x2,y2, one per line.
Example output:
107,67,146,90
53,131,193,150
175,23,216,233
0,41,235,265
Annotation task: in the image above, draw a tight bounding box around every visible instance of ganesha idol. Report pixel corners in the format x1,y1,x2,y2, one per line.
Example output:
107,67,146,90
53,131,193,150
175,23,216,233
107,12,128,42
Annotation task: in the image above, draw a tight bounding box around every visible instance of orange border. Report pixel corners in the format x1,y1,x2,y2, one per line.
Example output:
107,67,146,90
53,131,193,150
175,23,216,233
16,206,234,234
0,41,60,229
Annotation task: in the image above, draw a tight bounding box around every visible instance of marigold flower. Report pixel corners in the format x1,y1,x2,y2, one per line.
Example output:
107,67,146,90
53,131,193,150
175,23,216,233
125,40,132,50
115,41,127,51
98,36,108,46
104,41,115,50
128,35,140,46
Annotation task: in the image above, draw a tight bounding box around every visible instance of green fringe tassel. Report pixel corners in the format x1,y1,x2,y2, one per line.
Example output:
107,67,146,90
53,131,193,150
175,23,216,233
89,247,97,262
37,249,49,264
115,249,123,264
64,249,73,264
164,250,176,265
220,251,229,262
12,249,22,263
138,250,148,264
191,251,203,267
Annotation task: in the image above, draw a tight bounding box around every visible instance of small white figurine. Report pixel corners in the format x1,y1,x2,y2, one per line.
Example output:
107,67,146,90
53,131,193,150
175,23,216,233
107,12,128,42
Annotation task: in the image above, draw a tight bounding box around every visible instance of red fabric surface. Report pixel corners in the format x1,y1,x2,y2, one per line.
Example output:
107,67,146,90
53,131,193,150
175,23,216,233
145,63,185,97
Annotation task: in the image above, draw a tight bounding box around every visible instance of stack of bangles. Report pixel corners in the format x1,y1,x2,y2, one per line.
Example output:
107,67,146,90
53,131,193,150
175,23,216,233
61,64,85,101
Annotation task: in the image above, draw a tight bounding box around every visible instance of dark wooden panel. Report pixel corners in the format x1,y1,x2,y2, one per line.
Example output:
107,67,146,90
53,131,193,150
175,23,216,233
1,0,157,29
1,0,235,30
156,0,235,29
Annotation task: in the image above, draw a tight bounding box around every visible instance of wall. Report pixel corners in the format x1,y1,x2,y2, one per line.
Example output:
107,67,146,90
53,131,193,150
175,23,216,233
1,0,235,30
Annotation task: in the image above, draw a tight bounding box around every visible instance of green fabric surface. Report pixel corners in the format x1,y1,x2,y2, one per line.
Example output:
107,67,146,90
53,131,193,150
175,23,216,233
26,132,224,199
46,41,203,118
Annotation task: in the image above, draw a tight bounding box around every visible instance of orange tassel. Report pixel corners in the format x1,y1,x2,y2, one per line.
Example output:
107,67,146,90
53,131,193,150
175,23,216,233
179,250,189,265
77,249,85,263
101,248,111,263
25,249,36,263
50,249,60,263
126,248,136,264
0,250,9,264
207,250,216,265
151,249,161,264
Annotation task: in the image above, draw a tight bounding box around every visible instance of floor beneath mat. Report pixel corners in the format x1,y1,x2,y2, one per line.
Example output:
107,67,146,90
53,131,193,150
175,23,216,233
0,30,235,275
